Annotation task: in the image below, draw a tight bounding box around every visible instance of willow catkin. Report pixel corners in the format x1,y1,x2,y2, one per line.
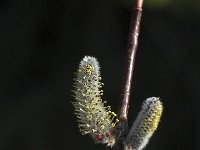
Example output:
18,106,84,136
125,97,163,150
72,56,119,147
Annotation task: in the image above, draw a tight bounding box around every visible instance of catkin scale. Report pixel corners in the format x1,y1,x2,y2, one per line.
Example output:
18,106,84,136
72,56,119,146
125,97,163,150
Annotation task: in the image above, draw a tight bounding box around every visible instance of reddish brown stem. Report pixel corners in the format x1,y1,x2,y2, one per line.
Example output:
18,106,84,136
108,1,144,150
119,0,143,121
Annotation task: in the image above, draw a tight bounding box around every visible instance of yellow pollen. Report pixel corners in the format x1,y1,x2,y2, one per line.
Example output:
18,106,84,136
111,123,115,127
100,125,105,130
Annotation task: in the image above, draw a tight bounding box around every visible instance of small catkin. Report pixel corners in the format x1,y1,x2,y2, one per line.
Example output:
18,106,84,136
124,97,163,150
72,56,119,147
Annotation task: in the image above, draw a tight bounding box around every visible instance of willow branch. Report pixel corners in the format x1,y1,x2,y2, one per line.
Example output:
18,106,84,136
108,1,144,150
118,0,144,122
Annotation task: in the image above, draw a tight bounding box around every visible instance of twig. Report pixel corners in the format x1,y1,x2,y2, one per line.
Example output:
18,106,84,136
119,0,144,122
110,0,144,149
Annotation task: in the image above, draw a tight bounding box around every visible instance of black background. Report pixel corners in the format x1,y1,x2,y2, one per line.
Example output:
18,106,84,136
0,0,200,150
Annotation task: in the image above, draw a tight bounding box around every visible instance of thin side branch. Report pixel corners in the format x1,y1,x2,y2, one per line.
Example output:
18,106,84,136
109,1,144,149
108,1,144,150
119,0,144,121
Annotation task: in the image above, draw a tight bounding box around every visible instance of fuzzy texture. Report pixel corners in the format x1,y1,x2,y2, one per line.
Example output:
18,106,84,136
72,56,119,146
124,97,163,150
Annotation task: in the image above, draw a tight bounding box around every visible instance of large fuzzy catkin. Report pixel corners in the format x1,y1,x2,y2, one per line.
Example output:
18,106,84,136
72,56,119,146
124,97,163,150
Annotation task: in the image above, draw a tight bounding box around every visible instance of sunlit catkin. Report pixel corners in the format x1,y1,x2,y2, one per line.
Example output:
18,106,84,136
72,56,119,147
124,97,163,150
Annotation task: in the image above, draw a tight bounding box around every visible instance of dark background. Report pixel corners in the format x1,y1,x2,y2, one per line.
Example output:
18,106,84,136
0,0,200,150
